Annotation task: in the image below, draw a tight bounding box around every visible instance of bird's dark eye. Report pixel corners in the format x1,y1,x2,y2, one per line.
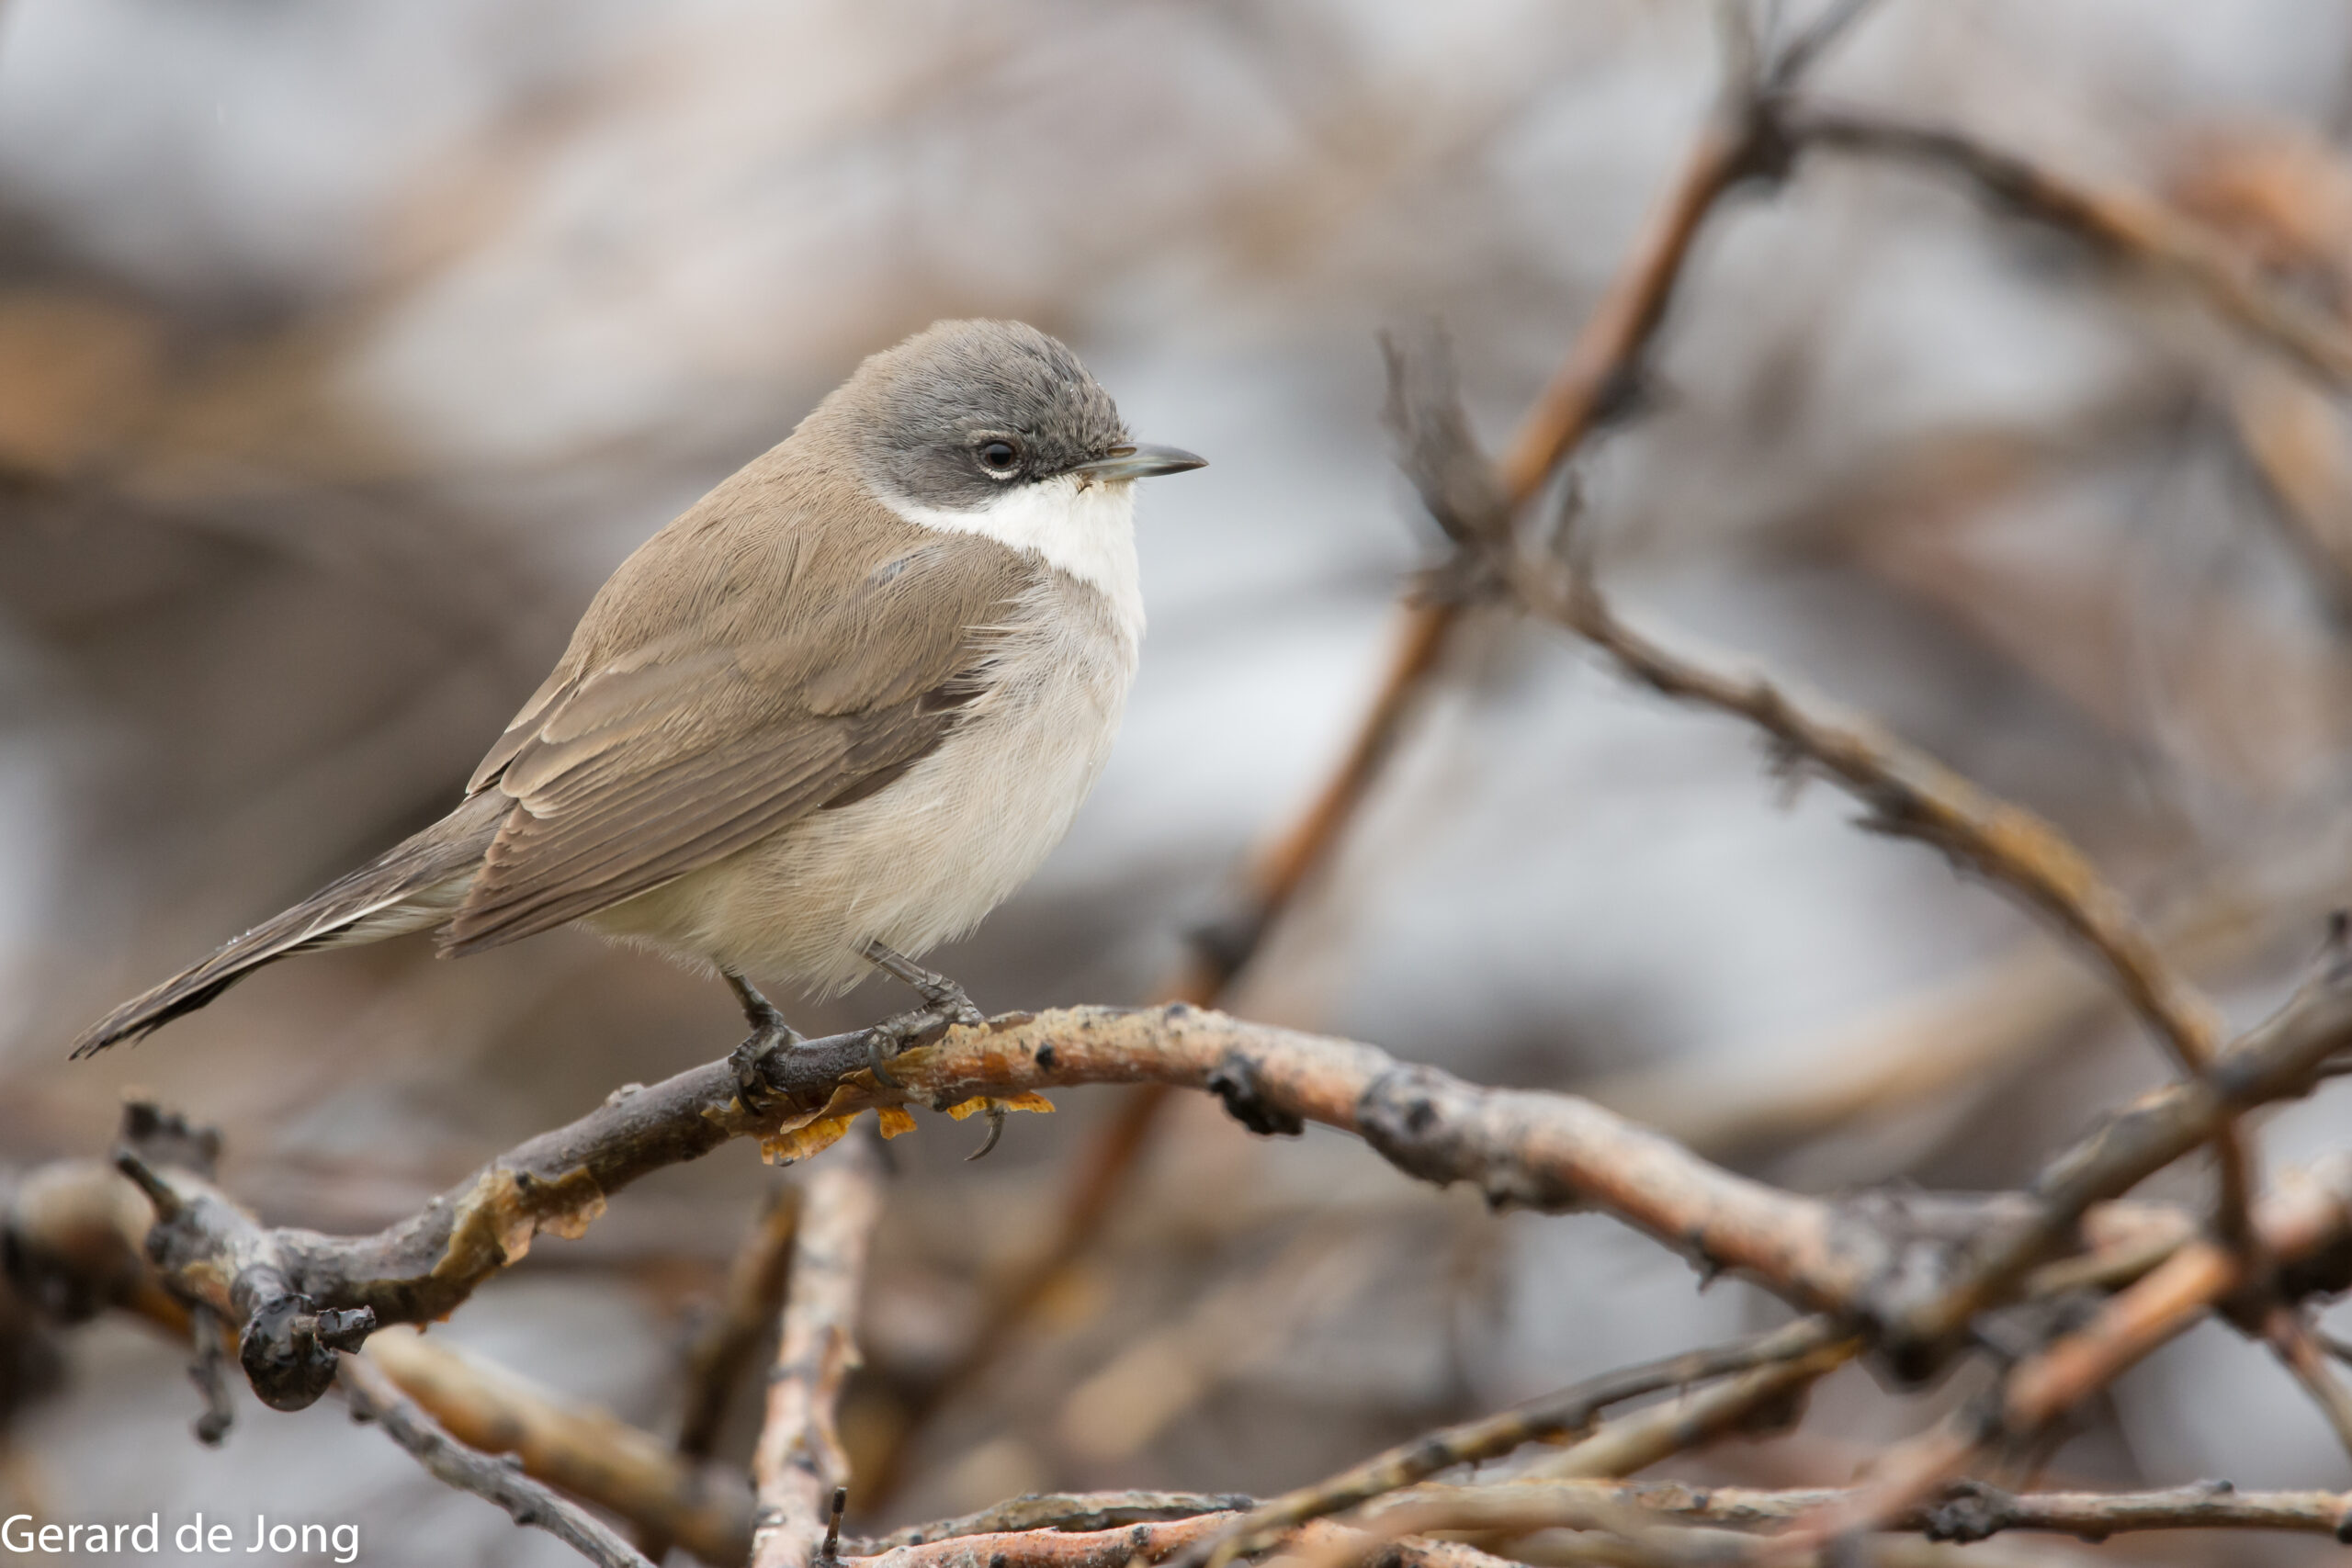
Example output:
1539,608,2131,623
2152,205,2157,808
976,437,1022,475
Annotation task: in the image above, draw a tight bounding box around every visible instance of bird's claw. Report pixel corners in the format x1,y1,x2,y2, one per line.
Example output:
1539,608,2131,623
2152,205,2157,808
865,1028,902,1089
966,1103,1006,1161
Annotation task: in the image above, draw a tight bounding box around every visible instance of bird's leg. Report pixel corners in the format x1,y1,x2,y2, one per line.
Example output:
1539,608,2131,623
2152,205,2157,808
725,969,802,1105
856,940,986,1089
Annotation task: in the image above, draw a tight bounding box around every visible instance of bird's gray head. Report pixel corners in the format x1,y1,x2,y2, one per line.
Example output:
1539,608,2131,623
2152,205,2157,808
826,319,1204,511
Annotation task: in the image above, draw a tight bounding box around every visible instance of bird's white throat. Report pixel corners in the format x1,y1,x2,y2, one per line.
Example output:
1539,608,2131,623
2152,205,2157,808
888,473,1144,644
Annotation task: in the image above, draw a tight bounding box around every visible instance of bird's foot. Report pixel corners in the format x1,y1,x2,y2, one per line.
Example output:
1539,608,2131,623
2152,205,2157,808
724,971,804,1109
857,941,986,1089
854,1004,954,1090
729,1018,806,1109
860,940,987,1026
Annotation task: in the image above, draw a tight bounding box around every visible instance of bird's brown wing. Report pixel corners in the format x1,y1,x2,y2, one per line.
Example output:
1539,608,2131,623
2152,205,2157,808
441,530,1038,955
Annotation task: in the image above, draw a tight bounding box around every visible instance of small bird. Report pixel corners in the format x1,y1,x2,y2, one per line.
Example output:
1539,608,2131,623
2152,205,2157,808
71,320,1204,1095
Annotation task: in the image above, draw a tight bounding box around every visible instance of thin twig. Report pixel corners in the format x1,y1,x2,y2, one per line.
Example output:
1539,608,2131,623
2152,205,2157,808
367,1329,754,1567
1382,307,2263,1263
1518,565,2256,1240
1784,105,2352,386
1169,1319,1845,1568
1,1147,755,1562
1363,1476,2352,1545
854,1514,1517,1568
639,1184,802,1560
337,1351,655,1568
2265,1307,2352,1470
1782,1151,2352,1552
1900,955,2352,1356
186,1303,233,1447
853,1494,1256,1553
752,1129,886,1568
684,1185,804,1458
1526,1337,1860,1479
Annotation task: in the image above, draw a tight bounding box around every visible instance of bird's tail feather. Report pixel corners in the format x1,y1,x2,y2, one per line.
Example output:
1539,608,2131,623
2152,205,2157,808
68,793,507,1058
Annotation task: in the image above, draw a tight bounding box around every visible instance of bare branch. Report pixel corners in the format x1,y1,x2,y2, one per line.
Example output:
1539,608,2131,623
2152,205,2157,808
107,976,2352,1406
752,1128,885,1568
366,1330,754,1568
1525,1339,1860,1479
638,1183,802,1559
1783,105,2352,386
852,1495,1255,1554
1364,1476,2352,1546
337,1352,655,1568
0,1145,754,1562
1171,1319,1846,1568
2266,1307,2352,1469
852,1514,1515,1568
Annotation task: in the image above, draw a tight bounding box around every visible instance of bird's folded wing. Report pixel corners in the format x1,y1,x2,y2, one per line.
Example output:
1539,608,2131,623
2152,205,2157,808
441,535,1036,954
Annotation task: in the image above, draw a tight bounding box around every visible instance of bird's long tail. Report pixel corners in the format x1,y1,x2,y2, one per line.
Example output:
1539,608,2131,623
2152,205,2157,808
69,792,508,1058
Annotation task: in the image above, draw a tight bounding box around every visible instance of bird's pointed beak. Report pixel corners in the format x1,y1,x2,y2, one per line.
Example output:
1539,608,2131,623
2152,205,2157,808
1069,443,1207,482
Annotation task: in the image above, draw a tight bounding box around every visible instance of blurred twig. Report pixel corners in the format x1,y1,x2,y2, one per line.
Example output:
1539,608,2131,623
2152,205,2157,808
2265,1306,2352,1469
752,1129,883,1568
338,1351,656,1568
1524,1341,1858,1480
639,1184,802,1561
1784,106,2352,386
1170,1319,1846,1568
1781,1147,2352,1551
367,1330,754,1567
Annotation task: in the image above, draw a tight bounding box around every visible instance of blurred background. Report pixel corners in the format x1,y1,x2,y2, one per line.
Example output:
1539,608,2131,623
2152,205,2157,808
6,0,2352,1562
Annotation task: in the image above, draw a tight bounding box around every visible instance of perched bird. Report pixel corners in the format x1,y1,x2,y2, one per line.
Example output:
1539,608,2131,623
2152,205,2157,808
71,320,1204,1097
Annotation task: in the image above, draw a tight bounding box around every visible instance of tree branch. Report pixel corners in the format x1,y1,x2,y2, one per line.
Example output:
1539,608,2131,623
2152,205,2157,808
1362,1476,2352,1547
337,1351,655,1568
107,980,2352,1413
639,1184,802,1560
751,1127,884,1568
1782,105,2352,387
1170,1319,1847,1568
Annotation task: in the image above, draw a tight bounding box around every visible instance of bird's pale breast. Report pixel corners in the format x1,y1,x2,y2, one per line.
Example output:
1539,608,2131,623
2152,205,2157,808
580,569,1137,993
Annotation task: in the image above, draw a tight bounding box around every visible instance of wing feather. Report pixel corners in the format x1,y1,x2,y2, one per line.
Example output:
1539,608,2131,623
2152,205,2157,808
442,525,1038,955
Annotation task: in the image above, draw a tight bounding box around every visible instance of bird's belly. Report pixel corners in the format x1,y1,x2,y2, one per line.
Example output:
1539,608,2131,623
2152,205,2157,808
583,619,1132,995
